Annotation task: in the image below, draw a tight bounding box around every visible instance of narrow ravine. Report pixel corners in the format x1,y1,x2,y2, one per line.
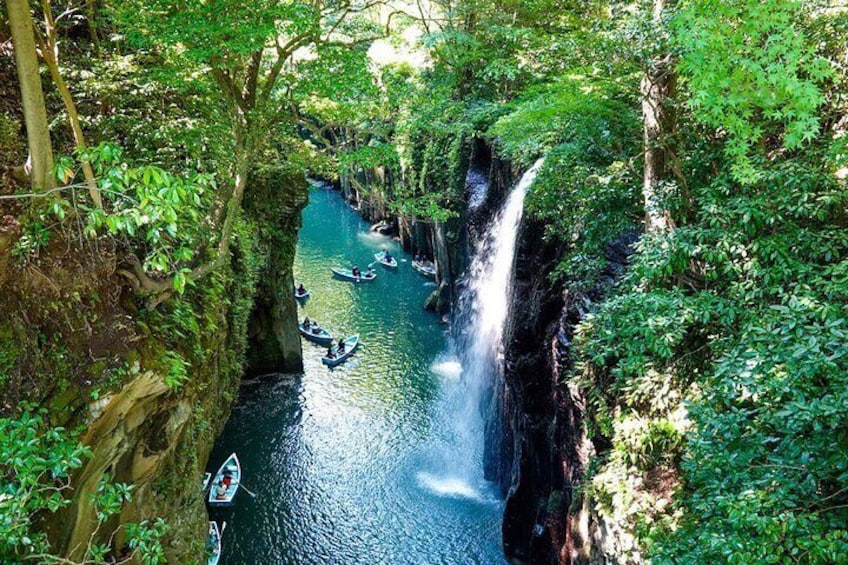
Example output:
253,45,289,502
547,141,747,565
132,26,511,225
207,185,509,564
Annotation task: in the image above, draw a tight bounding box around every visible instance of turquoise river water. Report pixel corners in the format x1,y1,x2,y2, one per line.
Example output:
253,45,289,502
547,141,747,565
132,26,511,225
207,185,506,564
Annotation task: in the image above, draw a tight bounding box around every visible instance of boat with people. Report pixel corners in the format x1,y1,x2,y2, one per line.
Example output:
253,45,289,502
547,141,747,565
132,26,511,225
298,320,333,346
322,335,360,367
411,258,437,278
331,267,376,282
207,521,224,565
374,250,398,268
208,453,241,506
294,283,310,300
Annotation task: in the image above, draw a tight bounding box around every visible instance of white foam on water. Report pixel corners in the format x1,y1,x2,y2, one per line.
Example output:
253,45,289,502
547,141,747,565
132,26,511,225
430,358,463,381
357,231,389,245
416,472,486,502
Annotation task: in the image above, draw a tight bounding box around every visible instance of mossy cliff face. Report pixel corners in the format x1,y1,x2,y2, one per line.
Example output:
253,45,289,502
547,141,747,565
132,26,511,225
339,164,396,223
61,368,204,561
0,167,307,562
423,218,464,314
244,165,309,376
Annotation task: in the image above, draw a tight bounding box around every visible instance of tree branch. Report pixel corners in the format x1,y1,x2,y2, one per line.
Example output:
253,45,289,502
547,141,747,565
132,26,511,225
259,32,315,105
243,50,262,109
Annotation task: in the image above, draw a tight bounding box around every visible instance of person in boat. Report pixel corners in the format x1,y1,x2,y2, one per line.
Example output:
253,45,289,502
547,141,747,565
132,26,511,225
365,266,374,277
337,338,346,354
352,265,361,278
383,249,393,262
303,317,311,330
326,346,336,359
215,469,234,499
297,283,306,295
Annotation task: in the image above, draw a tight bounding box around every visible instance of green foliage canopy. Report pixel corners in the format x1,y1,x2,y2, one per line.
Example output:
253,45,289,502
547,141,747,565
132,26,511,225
673,0,832,182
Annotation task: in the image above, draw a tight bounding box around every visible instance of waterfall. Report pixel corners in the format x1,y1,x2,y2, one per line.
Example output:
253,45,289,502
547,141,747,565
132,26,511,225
420,159,544,500
456,158,545,446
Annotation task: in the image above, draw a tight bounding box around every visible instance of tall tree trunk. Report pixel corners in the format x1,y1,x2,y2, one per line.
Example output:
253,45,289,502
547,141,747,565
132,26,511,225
85,0,101,57
215,153,249,260
641,0,676,232
39,0,102,207
6,0,54,191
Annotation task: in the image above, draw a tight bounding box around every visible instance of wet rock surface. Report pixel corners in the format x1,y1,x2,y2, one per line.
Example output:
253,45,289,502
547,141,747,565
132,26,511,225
245,165,310,376
496,210,638,563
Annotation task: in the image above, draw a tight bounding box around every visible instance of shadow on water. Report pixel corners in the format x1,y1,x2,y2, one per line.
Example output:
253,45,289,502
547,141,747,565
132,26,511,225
208,187,507,565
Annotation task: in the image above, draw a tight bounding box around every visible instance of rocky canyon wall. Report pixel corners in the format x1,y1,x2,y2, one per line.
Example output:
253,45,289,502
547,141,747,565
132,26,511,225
0,165,307,562
498,222,639,564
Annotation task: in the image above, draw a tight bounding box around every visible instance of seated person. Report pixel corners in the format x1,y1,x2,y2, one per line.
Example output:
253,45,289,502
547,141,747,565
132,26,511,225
326,346,336,359
337,338,346,353
352,266,361,277
303,317,311,330
297,283,306,294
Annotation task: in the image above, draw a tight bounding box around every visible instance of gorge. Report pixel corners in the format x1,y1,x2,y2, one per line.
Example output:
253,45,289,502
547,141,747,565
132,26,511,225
3,1,848,564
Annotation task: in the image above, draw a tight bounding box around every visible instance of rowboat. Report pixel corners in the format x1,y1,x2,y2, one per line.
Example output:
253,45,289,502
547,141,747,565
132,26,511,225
294,287,310,300
412,260,437,278
374,251,398,268
207,453,241,506
298,323,333,346
202,472,211,491
331,267,376,282
207,521,223,565
322,335,360,367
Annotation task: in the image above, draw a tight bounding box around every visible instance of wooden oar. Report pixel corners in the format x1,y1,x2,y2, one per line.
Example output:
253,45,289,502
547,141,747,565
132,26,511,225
239,483,258,498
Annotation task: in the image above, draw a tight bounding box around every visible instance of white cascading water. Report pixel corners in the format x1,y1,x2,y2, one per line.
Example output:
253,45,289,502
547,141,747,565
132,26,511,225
420,158,545,499
458,158,545,441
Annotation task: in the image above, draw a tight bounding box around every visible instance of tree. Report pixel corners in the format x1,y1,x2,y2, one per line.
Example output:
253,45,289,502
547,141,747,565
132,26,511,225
641,0,676,232
672,0,830,183
112,0,389,307
6,0,54,191
0,412,167,564
35,0,102,207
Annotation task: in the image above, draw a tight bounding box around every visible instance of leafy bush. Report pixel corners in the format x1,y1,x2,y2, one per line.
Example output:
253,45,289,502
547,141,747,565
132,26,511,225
0,411,168,563
576,152,848,562
78,143,213,293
